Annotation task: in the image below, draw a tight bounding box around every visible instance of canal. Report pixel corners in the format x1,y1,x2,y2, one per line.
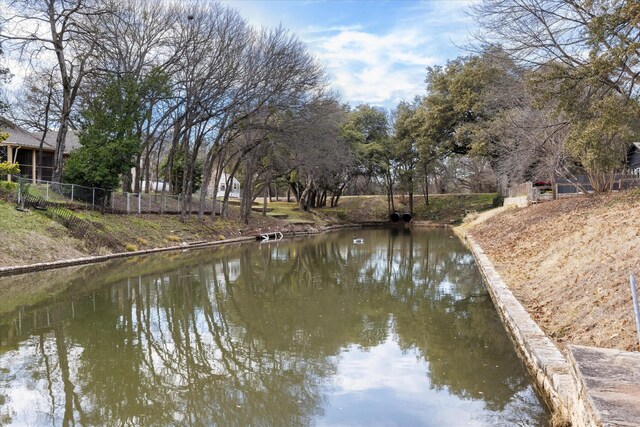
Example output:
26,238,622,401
0,228,549,426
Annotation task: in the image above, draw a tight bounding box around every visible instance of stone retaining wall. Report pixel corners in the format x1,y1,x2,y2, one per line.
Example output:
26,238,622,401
466,235,576,425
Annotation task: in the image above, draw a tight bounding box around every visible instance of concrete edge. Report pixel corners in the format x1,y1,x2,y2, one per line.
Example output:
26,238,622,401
0,236,257,277
566,346,606,427
465,234,577,425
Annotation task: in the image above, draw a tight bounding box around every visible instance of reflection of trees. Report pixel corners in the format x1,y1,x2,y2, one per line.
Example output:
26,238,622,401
0,228,546,425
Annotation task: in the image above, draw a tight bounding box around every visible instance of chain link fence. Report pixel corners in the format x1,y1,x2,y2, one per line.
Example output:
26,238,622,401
12,175,221,215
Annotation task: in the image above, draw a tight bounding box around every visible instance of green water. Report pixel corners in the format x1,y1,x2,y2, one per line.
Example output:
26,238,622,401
0,228,549,426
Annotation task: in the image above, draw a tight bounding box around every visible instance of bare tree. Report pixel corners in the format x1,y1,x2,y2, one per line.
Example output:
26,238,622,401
1,0,111,183
83,0,178,194
10,66,60,180
472,0,640,101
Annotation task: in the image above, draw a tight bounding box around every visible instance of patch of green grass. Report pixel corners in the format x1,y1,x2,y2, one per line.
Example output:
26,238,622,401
412,193,496,222
258,201,317,223
0,200,58,236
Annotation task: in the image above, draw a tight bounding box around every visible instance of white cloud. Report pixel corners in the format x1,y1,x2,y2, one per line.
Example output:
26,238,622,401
304,28,439,108
297,2,476,109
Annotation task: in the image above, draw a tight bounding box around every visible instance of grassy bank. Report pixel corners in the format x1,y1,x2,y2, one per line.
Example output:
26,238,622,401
0,192,496,268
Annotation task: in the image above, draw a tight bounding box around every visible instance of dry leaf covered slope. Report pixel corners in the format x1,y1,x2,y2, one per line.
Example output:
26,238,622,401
472,193,640,352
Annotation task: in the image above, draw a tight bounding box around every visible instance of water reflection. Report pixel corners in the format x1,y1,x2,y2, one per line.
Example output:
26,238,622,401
0,229,549,426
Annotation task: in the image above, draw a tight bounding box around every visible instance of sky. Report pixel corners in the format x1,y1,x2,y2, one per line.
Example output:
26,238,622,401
222,0,477,109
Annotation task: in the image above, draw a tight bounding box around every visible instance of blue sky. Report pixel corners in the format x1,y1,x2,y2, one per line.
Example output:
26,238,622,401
223,0,477,109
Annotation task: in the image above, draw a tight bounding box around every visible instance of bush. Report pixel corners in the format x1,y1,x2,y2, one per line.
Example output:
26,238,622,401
124,243,138,252
492,194,504,207
0,161,19,176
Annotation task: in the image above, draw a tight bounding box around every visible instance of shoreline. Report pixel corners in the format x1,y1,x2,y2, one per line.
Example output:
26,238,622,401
465,234,574,425
0,221,413,277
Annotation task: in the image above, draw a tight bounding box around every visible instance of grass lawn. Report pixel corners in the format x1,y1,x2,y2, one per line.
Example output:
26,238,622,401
258,201,317,224
412,193,497,223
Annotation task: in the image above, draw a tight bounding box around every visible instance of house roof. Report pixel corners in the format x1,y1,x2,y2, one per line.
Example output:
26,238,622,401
0,117,55,151
34,129,81,154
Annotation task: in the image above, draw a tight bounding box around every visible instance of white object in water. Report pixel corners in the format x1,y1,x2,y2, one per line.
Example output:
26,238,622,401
261,231,284,242
353,237,364,244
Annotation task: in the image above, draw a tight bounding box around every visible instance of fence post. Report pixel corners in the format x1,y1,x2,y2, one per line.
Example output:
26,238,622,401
138,194,141,214
71,184,74,202
92,188,95,207
46,182,49,201
111,193,114,211
630,274,640,345
127,193,130,214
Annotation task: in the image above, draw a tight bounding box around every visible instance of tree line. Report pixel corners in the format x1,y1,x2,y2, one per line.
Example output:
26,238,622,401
339,0,640,213
0,0,356,223
1,0,639,223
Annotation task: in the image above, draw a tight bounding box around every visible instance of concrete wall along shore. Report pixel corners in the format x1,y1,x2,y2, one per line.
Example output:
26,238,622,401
466,234,640,426
466,235,579,426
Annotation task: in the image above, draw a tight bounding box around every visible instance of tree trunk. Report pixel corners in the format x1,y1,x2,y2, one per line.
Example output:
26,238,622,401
425,174,429,206
52,121,69,184
299,179,313,212
133,152,142,194
262,185,268,217
408,188,414,215
240,163,255,224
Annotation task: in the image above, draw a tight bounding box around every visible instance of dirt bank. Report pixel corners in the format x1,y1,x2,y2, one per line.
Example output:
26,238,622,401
467,192,640,352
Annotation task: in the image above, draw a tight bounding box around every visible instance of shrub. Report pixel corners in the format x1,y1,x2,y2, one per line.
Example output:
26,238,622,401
124,243,138,252
492,194,504,207
136,237,149,246
0,161,19,176
166,234,181,242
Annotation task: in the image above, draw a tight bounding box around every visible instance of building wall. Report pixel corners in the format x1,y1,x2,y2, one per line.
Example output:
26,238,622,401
629,151,640,175
206,173,241,199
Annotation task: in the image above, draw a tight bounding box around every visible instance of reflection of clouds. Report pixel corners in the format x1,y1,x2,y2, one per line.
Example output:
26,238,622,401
320,336,489,427
335,338,425,395
0,337,85,425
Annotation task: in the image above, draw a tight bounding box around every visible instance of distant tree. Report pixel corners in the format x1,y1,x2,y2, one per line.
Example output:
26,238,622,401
0,35,10,115
341,105,395,209
11,68,60,180
564,93,640,191
392,100,421,213
471,0,640,192
63,71,169,191
472,0,640,102
164,151,203,195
